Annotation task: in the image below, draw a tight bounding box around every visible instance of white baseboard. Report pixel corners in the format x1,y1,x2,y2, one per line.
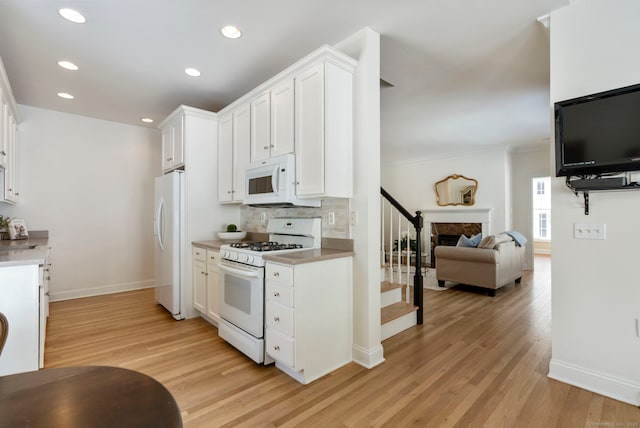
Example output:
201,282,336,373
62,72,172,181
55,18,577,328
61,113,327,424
548,359,640,406
50,279,155,302
352,343,385,369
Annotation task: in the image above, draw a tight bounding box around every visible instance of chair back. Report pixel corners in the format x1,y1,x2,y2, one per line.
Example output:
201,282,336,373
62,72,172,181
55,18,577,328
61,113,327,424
0,312,8,356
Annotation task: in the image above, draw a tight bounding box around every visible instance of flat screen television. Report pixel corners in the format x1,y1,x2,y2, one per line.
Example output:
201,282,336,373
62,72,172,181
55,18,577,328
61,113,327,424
555,83,640,177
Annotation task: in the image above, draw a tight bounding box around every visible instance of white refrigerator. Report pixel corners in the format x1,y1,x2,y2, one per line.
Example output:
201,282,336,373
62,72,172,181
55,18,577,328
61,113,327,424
154,171,185,320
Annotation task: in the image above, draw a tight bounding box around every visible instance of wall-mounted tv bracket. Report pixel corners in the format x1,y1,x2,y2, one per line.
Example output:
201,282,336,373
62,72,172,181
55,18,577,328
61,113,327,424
566,177,590,215
566,174,640,215
578,189,590,215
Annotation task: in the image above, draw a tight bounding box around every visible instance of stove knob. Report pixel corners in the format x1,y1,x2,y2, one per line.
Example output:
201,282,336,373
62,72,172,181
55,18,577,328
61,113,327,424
246,255,254,264
239,254,248,263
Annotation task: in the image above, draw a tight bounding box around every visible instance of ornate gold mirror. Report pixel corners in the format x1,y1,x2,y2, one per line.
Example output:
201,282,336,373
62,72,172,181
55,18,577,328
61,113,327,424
435,174,478,206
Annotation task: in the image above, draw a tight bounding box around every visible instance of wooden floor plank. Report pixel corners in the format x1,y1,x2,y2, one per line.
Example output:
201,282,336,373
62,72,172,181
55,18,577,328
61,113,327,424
42,255,640,427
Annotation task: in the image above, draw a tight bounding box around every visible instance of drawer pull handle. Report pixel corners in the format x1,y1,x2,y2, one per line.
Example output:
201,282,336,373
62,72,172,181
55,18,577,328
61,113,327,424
273,316,280,322
273,291,280,297
274,345,280,351
273,272,280,277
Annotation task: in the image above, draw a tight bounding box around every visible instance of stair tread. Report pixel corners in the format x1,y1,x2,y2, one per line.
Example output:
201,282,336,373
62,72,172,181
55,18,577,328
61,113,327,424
380,280,404,293
381,302,418,324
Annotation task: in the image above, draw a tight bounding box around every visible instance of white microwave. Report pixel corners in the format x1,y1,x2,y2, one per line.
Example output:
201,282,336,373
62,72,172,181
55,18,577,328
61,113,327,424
244,154,321,207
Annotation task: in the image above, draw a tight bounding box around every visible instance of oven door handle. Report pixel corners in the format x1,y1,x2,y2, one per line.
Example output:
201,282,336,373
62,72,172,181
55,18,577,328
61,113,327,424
218,262,261,278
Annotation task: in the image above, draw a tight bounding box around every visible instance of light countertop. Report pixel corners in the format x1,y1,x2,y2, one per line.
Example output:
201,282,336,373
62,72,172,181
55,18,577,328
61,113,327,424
0,237,49,267
262,248,353,265
192,237,354,265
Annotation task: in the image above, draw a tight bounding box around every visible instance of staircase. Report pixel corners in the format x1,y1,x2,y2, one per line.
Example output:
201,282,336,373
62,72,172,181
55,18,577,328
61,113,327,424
380,188,424,340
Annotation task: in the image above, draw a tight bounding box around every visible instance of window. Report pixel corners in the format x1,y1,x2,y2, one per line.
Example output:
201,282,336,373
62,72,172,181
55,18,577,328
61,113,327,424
538,213,548,239
532,177,551,240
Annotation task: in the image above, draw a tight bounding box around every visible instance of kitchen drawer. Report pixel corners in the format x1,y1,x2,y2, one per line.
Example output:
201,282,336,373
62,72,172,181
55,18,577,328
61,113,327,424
266,328,295,367
206,250,219,270
266,282,294,307
193,247,206,262
266,301,294,336
265,263,293,286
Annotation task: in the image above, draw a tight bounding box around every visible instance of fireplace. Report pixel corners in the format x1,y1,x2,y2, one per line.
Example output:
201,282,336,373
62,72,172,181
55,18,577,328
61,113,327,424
423,208,492,267
430,222,482,266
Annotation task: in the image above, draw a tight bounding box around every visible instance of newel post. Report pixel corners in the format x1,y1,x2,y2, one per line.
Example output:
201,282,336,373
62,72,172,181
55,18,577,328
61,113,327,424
413,211,423,325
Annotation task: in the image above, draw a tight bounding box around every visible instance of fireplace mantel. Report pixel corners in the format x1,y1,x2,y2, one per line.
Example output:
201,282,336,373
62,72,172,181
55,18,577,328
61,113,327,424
423,208,492,232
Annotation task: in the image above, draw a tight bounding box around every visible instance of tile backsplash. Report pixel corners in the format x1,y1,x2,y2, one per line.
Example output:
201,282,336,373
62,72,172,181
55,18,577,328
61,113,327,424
241,198,350,238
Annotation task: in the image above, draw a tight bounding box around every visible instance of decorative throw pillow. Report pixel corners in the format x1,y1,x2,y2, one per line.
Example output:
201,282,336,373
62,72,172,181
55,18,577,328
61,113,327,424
456,233,482,248
468,232,482,247
478,233,512,249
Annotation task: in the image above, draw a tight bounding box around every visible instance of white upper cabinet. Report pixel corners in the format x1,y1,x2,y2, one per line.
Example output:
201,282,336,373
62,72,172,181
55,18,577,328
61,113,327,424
217,45,356,202
0,57,21,205
161,113,184,172
270,79,295,158
0,95,7,170
218,113,234,203
295,60,354,199
250,78,295,163
218,103,251,203
250,92,271,162
233,104,251,202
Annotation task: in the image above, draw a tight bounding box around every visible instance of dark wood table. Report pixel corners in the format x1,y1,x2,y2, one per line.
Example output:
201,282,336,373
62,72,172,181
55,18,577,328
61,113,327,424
0,366,182,428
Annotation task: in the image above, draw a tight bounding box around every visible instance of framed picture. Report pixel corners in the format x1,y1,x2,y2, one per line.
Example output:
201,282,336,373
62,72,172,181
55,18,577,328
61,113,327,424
8,218,29,240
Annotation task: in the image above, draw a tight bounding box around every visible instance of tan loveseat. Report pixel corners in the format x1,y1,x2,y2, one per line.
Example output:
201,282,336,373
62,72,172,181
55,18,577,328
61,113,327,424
434,237,524,296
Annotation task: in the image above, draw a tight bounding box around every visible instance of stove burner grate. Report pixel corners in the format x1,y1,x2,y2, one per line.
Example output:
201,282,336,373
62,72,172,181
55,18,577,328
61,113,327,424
230,241,304,252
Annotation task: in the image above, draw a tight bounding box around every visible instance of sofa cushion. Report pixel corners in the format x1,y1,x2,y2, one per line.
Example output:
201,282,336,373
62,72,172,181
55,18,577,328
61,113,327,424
478,233,512,249
456,233,482,247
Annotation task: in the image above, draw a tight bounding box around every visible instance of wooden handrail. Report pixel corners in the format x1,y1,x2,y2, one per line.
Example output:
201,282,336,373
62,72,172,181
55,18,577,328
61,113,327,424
380,187,423,325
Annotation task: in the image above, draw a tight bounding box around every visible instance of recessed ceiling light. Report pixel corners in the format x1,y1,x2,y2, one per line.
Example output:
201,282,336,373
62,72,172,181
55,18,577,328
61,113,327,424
184,68,201,77
58,60,79,71
59,8,86,24
57,92,74,100
221,25,242,39
141,118,154,123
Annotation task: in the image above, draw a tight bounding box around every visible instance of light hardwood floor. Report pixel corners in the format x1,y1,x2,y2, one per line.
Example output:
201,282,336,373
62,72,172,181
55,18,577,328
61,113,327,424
45,256,640,427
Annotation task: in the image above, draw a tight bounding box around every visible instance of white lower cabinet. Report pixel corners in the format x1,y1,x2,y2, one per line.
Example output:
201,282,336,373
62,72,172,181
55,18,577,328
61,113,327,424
205,250,219,321
192,247,207,313
265,256,352,384
192,246,220,325
0,261,48,376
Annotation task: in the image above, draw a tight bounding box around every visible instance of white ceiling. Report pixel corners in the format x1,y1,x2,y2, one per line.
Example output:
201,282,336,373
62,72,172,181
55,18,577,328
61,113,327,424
0,0,568,164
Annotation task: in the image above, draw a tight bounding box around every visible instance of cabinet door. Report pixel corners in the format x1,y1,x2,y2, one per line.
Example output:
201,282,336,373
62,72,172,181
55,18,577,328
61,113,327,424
271,79,295,157
218,113,234,202
294,62,325,197
233,104,251,202
3,113,16,202
250,92,271,162
0,95,6,170
193,259,207,313
171,114,185,167
161,125,173,172
206,251,219,320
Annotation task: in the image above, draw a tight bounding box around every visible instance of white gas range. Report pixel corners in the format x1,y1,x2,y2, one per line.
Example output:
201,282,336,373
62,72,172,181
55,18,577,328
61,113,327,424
217,217,321,364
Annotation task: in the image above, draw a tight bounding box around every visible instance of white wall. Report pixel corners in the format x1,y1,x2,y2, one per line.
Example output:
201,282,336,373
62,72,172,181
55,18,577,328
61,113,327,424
549,0,640,405
382,148,511,234
0,105,160,300
335,28,384,369
510,144,551,269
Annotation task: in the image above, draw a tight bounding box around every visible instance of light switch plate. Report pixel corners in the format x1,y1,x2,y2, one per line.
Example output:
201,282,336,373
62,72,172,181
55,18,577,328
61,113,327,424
574,223,606,240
